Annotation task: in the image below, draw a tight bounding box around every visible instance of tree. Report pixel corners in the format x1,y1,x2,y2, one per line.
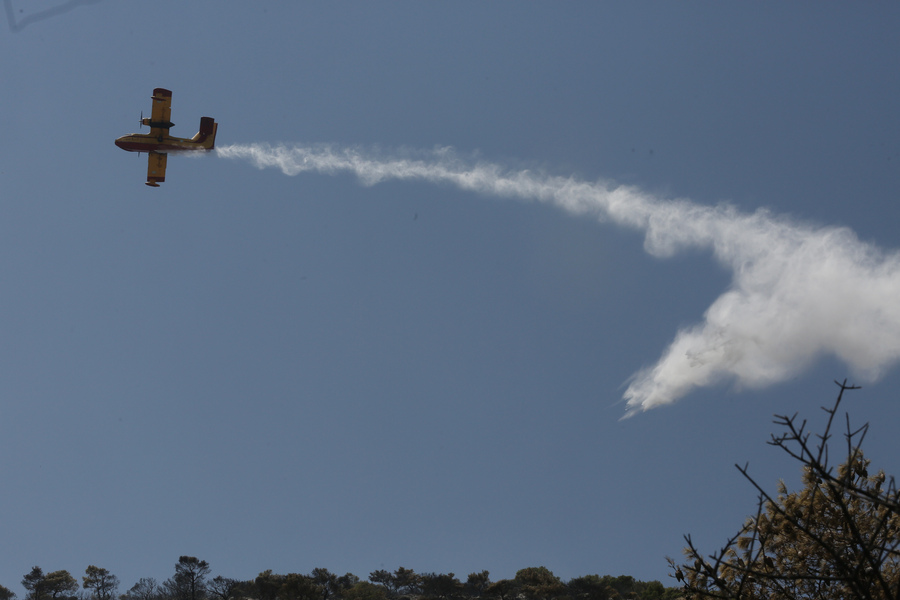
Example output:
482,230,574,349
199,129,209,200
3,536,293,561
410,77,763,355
121,578,161,600
367,573,392,596
335,574,360,599
391,569,420,599
566,575,613,600
42,572,78,600
22,568,46,600
306,569,357,600
514,568,565,600
310,569,338,600
671,381,900,600
464,573,490,599
23,569,77,600
368,570,420,599
206,577,241,600
0,584,16,600
632,580,667,600
484,580,515,600
164,557,211,600
279,574,317,600
83,566,120,600
599,575,639,600
254,571,284,600
342,583,386,600
420,573,462,600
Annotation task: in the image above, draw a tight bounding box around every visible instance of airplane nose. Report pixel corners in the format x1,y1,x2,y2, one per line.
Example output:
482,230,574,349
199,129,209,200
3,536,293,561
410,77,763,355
114,136,134,151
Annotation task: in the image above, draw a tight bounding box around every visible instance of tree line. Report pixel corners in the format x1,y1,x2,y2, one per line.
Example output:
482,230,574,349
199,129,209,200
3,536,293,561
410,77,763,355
8,381,899,600
0,559,681,600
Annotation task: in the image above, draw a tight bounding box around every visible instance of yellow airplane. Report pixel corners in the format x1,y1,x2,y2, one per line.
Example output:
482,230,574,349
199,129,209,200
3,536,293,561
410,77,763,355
115,88,218,187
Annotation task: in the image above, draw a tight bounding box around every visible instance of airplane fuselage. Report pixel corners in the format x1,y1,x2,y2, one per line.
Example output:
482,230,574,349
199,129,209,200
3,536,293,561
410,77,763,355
114,133,213,154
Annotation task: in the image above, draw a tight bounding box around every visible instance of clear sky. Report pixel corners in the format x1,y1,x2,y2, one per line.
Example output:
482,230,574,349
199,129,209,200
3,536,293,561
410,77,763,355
2,0,900,595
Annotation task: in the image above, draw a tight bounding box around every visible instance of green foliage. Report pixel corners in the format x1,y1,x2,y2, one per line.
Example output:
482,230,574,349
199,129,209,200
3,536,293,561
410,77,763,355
393,568,421,598
484,579,515,600
83,566,120,600
164,557,211,600
566,574,676,600
254,570,284,600
367,572,392,595
21,568,78,600
310,569,338,600
206,577,241,600
343,583,387,600
514,567,566,600
280,574,318,600
336,575,361,596
43,571,78,600
9,558,678,600
419,573,462,600
567,574,613,600
241,569,361,600
367,568,422,599
22,568,46,600
463,572,490,599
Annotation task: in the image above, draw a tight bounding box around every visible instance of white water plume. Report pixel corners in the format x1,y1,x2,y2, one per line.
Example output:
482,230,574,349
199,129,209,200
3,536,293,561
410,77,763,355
217,143,900,416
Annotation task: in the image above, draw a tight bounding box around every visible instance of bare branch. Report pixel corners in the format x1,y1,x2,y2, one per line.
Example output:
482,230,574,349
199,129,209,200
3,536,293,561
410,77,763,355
673,383,900,600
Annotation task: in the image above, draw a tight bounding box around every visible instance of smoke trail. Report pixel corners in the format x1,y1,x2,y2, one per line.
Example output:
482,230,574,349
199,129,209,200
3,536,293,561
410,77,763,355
217,143,900,416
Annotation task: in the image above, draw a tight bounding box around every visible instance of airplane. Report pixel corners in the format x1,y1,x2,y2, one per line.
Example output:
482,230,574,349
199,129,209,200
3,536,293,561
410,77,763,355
115,88,218,187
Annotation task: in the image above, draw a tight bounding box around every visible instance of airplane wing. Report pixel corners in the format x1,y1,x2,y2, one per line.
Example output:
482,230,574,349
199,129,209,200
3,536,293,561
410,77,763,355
148,88,173,137
146,152,167,187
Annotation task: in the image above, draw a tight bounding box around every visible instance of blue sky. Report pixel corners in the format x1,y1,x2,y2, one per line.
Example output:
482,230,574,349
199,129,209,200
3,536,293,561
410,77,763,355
2,1,900,595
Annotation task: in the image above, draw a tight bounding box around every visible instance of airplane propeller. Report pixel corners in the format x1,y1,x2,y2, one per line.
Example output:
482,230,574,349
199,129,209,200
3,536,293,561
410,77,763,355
139,111,144,130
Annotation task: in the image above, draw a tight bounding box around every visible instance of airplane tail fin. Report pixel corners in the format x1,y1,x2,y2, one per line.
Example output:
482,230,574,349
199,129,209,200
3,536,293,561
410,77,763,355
191,116,218,149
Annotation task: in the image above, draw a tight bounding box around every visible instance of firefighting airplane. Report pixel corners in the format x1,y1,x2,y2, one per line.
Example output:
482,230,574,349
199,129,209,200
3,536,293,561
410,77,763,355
115,88,218,187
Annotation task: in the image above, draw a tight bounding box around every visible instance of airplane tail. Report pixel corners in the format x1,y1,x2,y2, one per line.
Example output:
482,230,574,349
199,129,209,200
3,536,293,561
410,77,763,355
191,116,218,149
